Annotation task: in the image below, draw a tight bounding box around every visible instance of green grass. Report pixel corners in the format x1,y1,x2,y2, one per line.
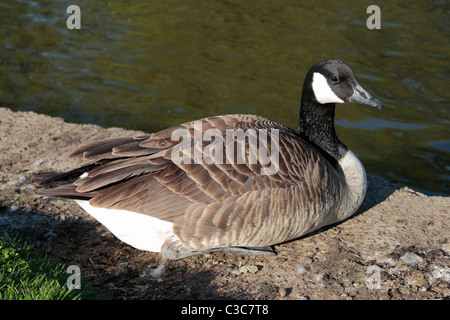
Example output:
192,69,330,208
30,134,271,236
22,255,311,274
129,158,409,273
0,236,102,300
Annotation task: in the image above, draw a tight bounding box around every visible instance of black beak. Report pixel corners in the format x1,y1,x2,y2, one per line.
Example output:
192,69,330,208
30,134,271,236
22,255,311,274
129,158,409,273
348,84,384,109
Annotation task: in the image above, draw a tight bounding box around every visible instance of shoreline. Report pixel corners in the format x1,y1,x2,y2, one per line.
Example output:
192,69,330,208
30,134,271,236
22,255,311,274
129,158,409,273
0,107,449,300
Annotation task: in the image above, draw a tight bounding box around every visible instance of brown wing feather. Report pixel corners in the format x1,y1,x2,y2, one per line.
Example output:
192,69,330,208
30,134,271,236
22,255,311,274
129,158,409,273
37,114,345,251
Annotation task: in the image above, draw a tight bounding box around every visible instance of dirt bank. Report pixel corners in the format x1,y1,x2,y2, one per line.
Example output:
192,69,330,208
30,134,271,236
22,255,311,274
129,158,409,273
0,107,449,300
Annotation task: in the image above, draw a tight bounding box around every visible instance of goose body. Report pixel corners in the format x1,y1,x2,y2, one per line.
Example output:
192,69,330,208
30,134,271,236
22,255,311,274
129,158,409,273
33,60,383,259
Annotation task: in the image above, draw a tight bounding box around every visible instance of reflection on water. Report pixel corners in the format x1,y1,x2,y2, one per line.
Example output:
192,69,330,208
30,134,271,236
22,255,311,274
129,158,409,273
0,0,449,194
428,141,450,153
336,119,427,131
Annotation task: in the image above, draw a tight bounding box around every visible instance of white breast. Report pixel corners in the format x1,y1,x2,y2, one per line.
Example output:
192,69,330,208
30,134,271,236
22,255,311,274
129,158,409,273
76,200,174,252
336,149,367,219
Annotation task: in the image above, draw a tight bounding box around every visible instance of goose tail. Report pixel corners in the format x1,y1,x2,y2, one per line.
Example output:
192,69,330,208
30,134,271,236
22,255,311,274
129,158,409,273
32,166,95,200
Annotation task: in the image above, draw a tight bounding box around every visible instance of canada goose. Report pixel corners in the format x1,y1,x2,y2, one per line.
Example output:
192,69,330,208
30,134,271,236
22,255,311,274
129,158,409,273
32,60,383,260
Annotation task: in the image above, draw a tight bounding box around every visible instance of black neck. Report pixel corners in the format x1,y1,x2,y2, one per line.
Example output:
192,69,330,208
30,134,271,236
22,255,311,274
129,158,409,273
296,84,347,163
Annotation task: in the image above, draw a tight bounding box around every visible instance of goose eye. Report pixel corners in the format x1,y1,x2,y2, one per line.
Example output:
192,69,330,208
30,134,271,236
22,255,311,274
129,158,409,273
330,75,339,83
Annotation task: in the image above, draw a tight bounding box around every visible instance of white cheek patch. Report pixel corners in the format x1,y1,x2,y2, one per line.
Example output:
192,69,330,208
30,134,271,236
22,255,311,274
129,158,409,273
312,72,345,104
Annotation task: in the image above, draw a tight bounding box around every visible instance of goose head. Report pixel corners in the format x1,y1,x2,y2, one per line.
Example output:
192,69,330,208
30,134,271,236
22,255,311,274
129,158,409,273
307,60,384,109
298,60,383,164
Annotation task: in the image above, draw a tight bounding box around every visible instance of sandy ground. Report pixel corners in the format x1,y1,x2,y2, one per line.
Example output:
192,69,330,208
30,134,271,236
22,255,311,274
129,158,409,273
0,107,449,300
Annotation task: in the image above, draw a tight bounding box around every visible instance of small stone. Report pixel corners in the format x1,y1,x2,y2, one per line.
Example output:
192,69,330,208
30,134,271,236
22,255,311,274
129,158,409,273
442,243,450,256
305,258,313,264
33,158,44,167
297,265,308,275
239,265,259,274
278,287,287,297
400,251,425,267
248,266,258,273
405,273,427,287
18,175,27,183
431,266,450,282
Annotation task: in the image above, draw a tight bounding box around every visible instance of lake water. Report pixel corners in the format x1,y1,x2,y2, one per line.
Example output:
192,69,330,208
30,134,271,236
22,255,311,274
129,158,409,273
0,0,449,195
